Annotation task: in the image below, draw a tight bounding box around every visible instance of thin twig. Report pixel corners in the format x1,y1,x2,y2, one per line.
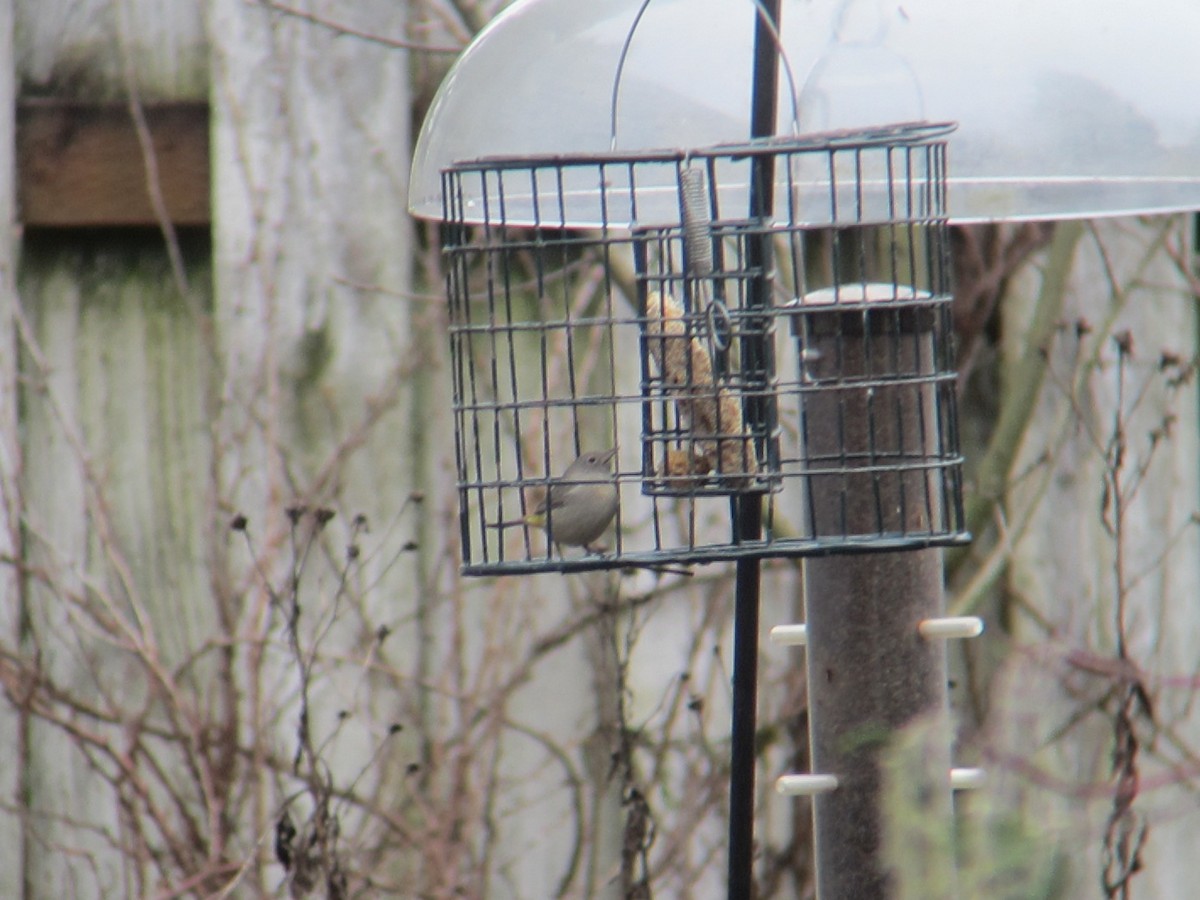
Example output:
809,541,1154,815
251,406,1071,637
259,0,462,53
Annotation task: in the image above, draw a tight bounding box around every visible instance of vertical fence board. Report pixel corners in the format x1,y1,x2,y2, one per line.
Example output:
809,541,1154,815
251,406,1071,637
10,3,210,896
208,0,418,890
16,235,215,896
996,216,1200,897
0,2,21,895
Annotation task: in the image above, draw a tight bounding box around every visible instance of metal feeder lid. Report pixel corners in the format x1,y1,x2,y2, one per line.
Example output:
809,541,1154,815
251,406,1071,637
409,0,1200,225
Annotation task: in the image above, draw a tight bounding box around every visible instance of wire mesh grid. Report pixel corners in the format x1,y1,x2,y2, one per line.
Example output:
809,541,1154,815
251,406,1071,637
440,123,967,574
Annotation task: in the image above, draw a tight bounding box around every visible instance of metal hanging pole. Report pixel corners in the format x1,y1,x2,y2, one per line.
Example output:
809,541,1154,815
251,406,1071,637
727,500,762,900
727,2,781,898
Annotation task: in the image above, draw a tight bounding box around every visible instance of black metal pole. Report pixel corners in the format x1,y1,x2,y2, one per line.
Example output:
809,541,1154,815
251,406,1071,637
749,0,783,143
728,499,763,900
727,2,781,898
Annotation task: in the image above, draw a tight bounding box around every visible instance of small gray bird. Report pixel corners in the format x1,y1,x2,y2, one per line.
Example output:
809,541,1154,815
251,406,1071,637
491,449,619,553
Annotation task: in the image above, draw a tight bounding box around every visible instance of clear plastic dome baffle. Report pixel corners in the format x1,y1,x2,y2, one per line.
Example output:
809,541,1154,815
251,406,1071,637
410,0,1200,225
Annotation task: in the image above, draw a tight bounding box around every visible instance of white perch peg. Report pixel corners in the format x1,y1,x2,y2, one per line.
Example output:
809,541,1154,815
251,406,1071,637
919,616,984,640
950,767,987,791
775,774,839,796
769,624,808,646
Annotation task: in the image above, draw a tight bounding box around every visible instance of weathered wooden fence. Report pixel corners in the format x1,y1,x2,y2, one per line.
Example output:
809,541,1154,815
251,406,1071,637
3,1,418,895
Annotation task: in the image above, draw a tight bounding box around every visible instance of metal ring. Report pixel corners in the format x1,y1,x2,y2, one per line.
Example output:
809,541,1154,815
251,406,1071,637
706,297,732,352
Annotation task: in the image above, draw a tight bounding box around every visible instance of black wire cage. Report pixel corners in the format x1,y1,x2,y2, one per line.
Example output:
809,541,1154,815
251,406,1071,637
440,122,967,575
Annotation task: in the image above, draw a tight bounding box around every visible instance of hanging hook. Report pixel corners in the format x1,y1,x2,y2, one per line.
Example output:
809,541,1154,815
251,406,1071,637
609,0,654,152
609,0,804,151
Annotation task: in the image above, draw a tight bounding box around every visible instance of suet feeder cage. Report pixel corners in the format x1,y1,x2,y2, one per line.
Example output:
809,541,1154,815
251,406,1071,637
436,124,966,575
